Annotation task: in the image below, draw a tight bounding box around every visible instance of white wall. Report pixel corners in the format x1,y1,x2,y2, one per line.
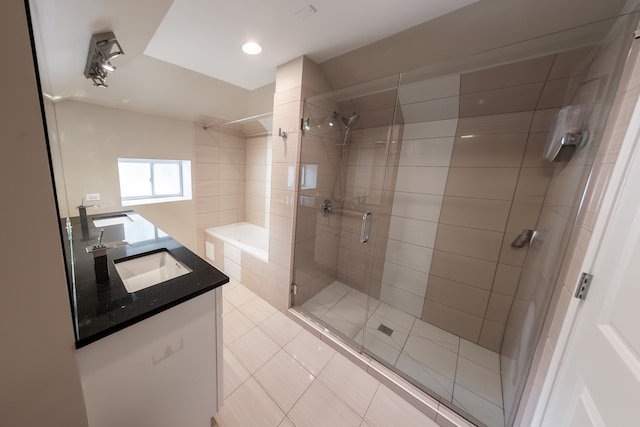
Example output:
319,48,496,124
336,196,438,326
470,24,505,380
53,100,197,249
0,1,87,425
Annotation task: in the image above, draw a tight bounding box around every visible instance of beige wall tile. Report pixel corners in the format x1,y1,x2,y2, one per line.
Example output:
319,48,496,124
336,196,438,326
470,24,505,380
537,77,581,109
430,250,497,290
439,196,511,232
195,144,219,163
505,201,543,234
219,147,245,164
395,166,449,195
460,55,554,94
425,275,490,317
499,233,528,267
398,137,455,167
404,119,458,139
273,102,302,144
196,196,219,214
445,167,519,200
219,163,245,182
271,213,294,243
242,252,263,275
245,194,266,212
492,263,522,296
457,111,533,136
241,266,262,295
485,292,514,324
262,276,292,313
459,84,543,118
399,73,460,104
421,299,483,342
530,108,560,132
196,211,219,230
275,57,303,93
219,209,243,225
548,46,598,80
450,134,527,168
272,132,300,164
400,96,459,123
270,237,293,270
195,180,219,197
195,162,219,181
522,132,550,167
270,189,295,218
434,224,503,262
514,167,555,204
478,320,505,352
245,201,267,223
271,163,296,191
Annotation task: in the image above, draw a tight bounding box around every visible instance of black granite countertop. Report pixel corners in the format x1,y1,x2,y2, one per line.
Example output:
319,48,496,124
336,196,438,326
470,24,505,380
62,211,228,348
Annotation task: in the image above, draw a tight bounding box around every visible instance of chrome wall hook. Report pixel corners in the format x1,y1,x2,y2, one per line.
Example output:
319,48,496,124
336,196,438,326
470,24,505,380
279,128,287,140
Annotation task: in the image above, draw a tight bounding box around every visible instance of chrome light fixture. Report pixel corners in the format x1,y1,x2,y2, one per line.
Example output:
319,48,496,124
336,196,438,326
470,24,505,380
83,31,124,87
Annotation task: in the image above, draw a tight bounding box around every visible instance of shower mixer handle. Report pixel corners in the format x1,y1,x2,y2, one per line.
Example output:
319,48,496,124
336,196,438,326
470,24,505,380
511,229,538,248
360,211,372,244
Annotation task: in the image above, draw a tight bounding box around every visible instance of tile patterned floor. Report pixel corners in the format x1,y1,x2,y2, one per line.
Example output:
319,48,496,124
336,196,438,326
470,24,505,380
301,281,505,427
214,280,441,427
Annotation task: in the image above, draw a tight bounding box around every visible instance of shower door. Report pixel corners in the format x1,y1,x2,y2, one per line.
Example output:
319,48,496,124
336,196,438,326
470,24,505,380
292,76,401,350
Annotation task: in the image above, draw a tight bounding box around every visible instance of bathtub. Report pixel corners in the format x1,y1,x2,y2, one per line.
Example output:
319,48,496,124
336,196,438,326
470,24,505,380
205,222,269,262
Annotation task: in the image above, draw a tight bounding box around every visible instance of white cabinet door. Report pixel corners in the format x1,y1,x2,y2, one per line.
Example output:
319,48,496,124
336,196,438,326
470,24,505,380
76,288,221,427
541,123,640,424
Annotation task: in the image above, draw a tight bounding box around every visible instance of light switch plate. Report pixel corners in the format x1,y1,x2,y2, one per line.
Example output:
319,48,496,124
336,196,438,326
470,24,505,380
86,193,100,201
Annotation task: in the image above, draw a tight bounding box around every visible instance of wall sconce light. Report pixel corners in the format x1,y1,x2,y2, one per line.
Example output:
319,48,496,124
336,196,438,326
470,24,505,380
83,31,124,88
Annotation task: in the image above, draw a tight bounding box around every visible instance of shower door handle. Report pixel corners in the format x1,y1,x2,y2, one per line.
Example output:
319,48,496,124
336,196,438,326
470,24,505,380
360,211,372,244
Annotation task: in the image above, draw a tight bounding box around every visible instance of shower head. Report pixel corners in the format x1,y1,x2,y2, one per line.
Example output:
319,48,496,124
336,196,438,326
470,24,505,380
343,112,360,128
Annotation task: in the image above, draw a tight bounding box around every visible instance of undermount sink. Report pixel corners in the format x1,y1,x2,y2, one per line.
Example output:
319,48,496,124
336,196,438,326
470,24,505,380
93,214,133,227
114,249,192,293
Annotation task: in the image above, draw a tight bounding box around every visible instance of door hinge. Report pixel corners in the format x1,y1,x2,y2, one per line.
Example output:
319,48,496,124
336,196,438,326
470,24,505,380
574,273,593,300
301,117,310,133
291,283,298,295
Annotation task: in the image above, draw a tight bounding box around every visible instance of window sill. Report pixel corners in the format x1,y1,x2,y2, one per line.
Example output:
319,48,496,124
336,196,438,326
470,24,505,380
122,195,192,207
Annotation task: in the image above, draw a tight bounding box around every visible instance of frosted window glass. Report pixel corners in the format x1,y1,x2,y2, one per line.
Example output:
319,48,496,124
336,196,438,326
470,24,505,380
118,162,152,198
153,162,181,196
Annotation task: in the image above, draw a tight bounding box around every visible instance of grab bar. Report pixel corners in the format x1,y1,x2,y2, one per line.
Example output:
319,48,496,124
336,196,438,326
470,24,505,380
360,211,372,244
511,229,537,248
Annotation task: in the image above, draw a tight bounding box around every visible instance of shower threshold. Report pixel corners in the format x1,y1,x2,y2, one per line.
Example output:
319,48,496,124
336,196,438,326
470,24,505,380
293,281,505,427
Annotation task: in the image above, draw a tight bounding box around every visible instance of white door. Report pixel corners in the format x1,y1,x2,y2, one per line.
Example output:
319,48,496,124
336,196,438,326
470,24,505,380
540,115,640,424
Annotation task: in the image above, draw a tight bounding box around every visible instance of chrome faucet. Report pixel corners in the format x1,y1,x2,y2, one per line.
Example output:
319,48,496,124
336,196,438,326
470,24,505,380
86,229,130,284
77,197,100,241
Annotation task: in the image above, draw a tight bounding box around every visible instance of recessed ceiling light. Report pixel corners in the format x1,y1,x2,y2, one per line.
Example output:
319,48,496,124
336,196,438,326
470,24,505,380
242,42,262,55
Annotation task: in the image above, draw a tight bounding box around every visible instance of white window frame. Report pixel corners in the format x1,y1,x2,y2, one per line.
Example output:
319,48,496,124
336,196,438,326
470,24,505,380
117,158,192,206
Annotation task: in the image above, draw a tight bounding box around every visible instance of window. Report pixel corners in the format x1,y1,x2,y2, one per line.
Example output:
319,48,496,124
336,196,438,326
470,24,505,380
117,158,192,206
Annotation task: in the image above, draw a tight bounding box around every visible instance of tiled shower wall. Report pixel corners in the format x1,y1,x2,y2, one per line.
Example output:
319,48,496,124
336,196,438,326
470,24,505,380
423,49,597,352
245,134,272,228
379,74,460,318
293,99,344,305
194,126,246,255
336,90,403,301
510,15,638,425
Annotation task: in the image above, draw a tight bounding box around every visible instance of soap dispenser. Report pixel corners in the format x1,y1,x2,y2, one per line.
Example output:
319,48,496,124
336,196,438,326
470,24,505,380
543,105,591,162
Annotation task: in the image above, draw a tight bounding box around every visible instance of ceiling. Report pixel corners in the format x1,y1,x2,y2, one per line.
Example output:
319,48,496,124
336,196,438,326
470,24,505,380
29,0,478,121
144,0,479,90
29,0,631,122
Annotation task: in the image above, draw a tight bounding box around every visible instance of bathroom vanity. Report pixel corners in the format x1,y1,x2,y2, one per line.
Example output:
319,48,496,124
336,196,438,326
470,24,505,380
63,211,228,427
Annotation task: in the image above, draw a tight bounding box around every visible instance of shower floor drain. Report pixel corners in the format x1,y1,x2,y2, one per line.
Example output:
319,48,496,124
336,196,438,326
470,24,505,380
377,323,394,336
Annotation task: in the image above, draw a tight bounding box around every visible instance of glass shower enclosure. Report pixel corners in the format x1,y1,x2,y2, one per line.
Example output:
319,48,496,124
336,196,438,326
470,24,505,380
291,13,637,427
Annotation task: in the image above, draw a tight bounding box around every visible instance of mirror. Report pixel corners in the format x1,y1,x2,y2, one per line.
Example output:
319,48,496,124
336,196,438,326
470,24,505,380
29,0,275,251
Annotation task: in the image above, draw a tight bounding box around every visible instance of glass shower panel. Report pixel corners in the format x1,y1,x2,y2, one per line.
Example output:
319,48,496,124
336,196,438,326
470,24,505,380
292,13,638,427
293,75,399,346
